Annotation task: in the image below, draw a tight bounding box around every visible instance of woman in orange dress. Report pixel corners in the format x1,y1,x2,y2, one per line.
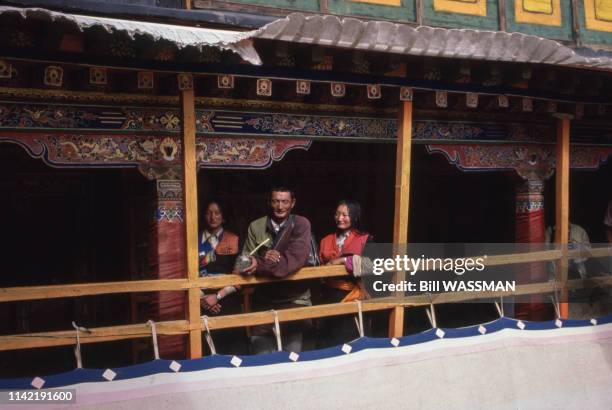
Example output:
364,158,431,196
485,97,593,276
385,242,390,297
318,200,371,348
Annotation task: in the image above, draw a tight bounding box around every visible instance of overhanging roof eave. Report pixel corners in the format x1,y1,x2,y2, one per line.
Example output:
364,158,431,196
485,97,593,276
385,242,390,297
253,13,612,73
0,5,263,65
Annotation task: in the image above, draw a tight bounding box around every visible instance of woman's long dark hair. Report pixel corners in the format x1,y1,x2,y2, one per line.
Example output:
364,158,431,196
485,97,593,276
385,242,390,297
337,199,367,235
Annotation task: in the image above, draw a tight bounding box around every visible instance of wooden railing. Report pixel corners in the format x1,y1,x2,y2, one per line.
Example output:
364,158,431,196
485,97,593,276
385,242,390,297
4,248,610,303
1,247,610,352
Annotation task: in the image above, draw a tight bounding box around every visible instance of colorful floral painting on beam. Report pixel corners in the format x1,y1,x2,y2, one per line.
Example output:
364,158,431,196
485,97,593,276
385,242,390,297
0,132,312,171
197,138,311,169
427,144,612,176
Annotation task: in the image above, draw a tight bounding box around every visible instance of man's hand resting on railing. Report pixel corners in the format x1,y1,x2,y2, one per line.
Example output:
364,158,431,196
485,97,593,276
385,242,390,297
264,250,281,264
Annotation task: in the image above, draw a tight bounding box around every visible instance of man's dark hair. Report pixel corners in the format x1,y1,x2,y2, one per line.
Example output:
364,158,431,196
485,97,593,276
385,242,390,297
269,186,295,200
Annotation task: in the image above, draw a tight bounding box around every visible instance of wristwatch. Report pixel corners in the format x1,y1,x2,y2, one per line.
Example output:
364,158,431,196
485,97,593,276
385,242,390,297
216,291,223,300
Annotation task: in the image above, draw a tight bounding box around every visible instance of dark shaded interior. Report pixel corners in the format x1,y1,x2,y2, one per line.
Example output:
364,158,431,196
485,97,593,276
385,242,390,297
0,144,154,377
198,141,396,244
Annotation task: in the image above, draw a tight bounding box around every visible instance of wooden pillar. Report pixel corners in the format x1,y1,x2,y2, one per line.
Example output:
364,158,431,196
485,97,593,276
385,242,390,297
555,115,571,319
181,88,202,358
389,100,412,337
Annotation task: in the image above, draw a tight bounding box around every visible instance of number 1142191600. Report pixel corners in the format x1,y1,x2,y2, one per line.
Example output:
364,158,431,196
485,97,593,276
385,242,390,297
3,390,75,403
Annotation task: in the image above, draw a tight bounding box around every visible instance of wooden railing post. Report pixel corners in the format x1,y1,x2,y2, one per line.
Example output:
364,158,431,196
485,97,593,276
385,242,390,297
389,100,413,337
554,114,571,319
180,87,202,358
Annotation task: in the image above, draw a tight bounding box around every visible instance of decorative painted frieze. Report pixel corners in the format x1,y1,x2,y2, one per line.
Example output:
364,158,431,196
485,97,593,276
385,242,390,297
240,113,395,140
2,103,612,146
0,103,397,140
0,132,311,171
413,122,552,143
427,144,612,175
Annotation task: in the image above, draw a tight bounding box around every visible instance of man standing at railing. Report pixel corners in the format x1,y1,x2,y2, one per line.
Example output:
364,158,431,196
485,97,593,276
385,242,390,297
238,187,312,354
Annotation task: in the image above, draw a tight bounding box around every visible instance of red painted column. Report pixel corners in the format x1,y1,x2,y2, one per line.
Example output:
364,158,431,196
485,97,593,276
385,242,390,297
150,178,187,358
515,178,546,243
514,178,551,321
